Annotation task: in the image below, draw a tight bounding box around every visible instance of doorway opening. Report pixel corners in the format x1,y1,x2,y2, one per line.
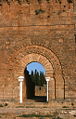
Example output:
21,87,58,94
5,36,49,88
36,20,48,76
24,62,47,102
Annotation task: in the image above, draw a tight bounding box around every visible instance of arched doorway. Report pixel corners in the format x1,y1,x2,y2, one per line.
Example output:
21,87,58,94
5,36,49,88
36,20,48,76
19,53,54,102
13,45,64,102
24,62,47,102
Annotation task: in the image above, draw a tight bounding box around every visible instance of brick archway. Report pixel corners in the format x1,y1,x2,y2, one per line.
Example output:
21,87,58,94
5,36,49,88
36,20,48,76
12,45,64,101
21,53,53,77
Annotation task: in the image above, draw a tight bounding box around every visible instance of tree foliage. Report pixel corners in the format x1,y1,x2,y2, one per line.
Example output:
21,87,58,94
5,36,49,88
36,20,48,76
30,69,46,86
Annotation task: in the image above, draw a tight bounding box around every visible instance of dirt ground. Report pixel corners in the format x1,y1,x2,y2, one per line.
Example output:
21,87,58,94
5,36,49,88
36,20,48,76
0,100,76,119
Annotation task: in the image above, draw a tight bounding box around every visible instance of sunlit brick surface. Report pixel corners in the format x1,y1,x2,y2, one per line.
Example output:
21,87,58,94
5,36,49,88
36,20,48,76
0,0,76,102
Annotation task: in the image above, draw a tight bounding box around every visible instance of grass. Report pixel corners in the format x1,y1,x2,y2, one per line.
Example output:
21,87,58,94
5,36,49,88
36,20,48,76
62,106,76,110
18,114,53,118
52,117,62,119
16,106,36,108
18,114,63,119
16,106,47,108
16,106,25,108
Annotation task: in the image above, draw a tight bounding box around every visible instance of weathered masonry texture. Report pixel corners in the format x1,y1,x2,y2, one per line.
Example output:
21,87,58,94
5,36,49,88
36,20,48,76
0,0,76,102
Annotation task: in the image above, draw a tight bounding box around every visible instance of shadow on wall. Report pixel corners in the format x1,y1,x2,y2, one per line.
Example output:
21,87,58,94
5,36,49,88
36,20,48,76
24,68,35,99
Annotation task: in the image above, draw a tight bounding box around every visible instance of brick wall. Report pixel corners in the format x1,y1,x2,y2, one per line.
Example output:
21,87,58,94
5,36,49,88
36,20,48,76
35,86,46,97
0,0,76,102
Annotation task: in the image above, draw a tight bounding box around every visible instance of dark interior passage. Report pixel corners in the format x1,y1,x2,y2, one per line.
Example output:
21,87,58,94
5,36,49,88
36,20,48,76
24,68,35,99
24,62,47,102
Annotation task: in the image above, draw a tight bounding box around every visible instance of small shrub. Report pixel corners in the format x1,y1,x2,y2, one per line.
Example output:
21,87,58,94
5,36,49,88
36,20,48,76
62,106,69,108
4,103,8,106
71,103,74,106
0,104,3,107
0,103,8,107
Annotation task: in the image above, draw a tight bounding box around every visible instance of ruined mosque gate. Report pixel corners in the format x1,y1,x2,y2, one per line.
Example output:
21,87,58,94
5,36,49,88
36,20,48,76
0,0,76,103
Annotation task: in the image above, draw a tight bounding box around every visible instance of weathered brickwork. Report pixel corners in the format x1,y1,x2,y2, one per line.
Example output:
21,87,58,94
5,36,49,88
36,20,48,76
35,86,46,97
0,0,76,103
